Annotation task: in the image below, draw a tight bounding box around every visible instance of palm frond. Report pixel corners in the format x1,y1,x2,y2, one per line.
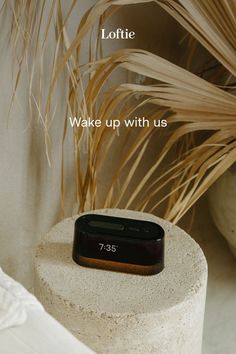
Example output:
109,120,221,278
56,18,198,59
5,0,236,222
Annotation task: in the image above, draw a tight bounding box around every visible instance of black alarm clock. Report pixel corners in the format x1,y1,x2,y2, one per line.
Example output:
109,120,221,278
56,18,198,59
72,214,165,275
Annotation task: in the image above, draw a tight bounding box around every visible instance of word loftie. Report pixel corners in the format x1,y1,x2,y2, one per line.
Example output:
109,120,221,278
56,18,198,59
101,28,135,40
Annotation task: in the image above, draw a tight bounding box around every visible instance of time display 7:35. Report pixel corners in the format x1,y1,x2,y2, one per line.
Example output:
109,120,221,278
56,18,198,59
99,243,118,252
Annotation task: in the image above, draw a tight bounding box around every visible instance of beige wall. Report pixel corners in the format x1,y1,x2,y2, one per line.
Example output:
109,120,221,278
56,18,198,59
0,0,182,288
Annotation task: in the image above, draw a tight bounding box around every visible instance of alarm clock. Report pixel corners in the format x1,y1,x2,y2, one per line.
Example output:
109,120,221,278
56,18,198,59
72,214,165,275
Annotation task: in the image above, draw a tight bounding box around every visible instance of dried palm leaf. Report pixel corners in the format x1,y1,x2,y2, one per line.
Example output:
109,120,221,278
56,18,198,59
5,0,236,223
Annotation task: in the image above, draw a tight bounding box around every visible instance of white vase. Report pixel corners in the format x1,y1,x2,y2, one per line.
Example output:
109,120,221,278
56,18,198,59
208,164,236,258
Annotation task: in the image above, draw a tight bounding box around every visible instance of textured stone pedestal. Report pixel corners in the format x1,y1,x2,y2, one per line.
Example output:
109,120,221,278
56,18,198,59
34,209,207,354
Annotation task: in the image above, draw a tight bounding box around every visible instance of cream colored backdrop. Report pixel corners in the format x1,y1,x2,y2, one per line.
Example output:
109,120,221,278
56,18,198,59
0,0,181,288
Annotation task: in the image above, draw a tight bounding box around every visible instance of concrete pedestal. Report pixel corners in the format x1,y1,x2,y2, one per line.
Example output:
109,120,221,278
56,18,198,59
34,209,207,354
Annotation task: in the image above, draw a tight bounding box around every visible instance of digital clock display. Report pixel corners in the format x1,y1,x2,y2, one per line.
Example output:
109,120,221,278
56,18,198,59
99,243,118,252
72,214,165,275
77,231,163,266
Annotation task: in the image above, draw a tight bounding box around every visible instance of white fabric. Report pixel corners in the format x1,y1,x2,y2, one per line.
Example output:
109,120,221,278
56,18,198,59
0,268,44,330
0,268,95,353
0,309,95,354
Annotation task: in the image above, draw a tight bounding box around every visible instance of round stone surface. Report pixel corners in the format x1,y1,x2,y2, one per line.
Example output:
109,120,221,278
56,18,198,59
35,209,207,315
